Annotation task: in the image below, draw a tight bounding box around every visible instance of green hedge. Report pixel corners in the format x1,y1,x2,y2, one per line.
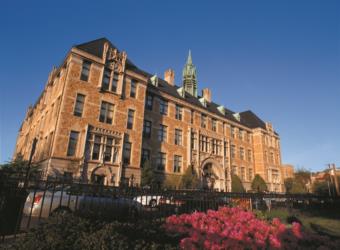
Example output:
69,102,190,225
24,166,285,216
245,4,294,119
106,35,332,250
2,214,179,250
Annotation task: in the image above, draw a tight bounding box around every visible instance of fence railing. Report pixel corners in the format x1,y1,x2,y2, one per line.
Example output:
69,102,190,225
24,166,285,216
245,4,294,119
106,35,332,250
1,177,339,240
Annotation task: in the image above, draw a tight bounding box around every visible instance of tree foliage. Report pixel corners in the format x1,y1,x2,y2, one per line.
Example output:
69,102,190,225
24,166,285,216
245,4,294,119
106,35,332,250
294,168,311,188
231,174,245,193
163,175,182,189
0,155,41,179
140,160,157,188
180,166,200,189
251,174,268,192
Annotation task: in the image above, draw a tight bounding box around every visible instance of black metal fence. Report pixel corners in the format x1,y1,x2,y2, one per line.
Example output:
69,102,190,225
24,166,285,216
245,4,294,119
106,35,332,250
1,176,339,240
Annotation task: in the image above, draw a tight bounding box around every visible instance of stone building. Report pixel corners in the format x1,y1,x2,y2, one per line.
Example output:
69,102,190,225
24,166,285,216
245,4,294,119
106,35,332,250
14,38,284,191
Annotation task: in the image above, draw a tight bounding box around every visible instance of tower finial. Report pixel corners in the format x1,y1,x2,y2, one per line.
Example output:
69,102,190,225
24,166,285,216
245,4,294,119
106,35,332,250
182,50,197,97
187,50,192,64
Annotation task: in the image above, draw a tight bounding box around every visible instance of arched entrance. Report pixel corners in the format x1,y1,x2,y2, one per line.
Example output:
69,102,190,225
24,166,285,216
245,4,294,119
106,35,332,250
201,158,226,191
91,165,111,185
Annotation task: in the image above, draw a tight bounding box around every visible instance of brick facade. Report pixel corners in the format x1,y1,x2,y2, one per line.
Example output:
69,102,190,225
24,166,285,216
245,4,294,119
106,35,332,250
14,38,284,192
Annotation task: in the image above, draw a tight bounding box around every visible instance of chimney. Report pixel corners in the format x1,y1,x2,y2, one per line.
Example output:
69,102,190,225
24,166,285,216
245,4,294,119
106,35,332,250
164,68,175,86
202,88,211,102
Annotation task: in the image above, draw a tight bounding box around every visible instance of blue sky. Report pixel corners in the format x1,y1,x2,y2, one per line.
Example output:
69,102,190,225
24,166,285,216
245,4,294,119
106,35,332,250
0,0,339,172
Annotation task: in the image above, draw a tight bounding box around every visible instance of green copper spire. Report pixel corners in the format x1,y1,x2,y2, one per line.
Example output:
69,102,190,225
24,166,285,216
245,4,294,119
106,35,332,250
182,50,198,97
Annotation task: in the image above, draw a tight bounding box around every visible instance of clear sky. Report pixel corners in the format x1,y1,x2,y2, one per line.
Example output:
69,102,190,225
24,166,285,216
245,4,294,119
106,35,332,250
0,0,339,172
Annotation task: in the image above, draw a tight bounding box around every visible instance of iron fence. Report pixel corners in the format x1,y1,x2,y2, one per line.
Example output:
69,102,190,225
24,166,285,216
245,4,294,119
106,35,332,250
1,176,339,241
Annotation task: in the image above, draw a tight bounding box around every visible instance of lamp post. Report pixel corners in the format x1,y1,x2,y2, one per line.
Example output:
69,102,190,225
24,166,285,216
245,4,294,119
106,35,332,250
24,138,38,188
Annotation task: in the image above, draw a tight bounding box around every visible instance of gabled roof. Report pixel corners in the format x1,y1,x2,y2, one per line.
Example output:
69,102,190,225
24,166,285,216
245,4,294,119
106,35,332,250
239,110,266,129
75,38,270,131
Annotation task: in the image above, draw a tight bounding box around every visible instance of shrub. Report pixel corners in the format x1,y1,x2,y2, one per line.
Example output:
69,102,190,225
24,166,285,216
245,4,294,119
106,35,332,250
180,166,200,189
251,174,268,192
231,174,245,192
3,214,179,250
164,206,340,250
140,160,157,188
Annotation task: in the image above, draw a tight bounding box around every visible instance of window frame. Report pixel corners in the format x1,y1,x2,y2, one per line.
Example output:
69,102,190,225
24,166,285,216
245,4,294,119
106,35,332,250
80,60,91,82
67,131,79,157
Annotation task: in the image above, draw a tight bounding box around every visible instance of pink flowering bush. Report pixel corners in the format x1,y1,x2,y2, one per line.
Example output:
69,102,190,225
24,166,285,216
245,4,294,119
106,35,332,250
164,207,340,250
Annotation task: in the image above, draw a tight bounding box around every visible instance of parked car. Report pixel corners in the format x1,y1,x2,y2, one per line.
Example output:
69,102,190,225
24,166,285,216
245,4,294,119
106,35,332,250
23,186,144,220
133,195,164,207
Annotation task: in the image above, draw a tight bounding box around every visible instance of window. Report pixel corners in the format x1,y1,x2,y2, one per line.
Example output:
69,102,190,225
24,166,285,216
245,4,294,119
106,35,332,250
231,126,235,138
247,149,252,162
191,132,197,150
80,60,91,81
130,80,137,98
240,147,244,160
175,129,182,146
67,131,79,156
270,152,274,164
239,129,243,140
231,145,236,158
74,93,85,117
111,72,119,92
175,105,182,120
240,167,246,180
264,151,268,162
159,98,168,115
143,120,152,138
141,149,150,166
102,68,111,90
92,135,102,160
200,135,209,152
99,101,114,124
158,124,167,142
248,168,253,181
212,118,217,132
127,109,135,129
173,155,182,173
224,141,228,156
157,152,166,171
247,132,251,143
191,110,194,124
104,137,113,162
123,139,131,165
232,165,238,175
145,94,153,110
201,114,207,128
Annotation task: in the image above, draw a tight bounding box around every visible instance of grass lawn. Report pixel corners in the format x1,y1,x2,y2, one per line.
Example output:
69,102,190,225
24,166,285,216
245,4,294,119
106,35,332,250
262,207,340,238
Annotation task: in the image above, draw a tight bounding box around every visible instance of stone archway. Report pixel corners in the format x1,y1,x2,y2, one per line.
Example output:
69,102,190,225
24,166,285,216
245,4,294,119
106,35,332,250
200,158,225,191
91,165,111,185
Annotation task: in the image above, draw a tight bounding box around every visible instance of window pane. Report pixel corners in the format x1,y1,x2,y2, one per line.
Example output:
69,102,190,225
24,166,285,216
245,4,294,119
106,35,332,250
67,131,79,156
111,72,118,92
74,94,85,117
127,109,134,129
80,60,91,81
123,141,131,164
130,80,137,98
101,68,111,90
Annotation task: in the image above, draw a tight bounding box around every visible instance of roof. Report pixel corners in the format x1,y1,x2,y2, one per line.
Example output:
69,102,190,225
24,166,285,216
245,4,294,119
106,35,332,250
75,38,271,131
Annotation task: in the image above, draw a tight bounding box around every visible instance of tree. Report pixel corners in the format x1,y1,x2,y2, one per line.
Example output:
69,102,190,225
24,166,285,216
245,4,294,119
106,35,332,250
251,174,268,192
180,166,200,189
290,180,307,194
313,181,330,196
231,174,245,192
163,175,181,189
140,160,157,188
0,155,41,179
294,168,311,192
284,178,294,193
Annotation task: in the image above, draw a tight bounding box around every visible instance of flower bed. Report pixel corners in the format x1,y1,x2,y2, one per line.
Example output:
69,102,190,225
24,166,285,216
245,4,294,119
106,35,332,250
164,206,340,249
